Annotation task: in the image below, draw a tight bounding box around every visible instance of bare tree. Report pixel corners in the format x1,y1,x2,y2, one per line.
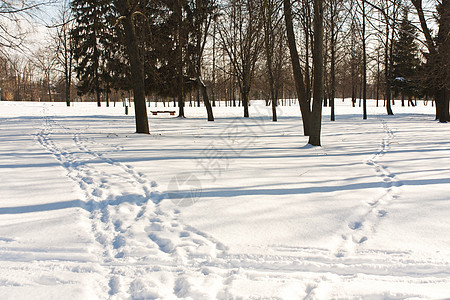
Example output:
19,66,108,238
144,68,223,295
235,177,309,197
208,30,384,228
262,0,286,121
283,0,311,135
0,0,57,55
191,0,216,121
361,0,368,119
218,0,264,118
327,0,347,121
32,45,57,102
52,0,74,107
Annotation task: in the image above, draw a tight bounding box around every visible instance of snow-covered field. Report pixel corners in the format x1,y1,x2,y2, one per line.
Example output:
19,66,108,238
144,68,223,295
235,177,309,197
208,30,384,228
0,100,449,299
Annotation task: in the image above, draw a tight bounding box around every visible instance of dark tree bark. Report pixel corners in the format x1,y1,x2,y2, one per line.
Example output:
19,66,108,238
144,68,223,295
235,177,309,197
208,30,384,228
329,0,337,121
193,0,215,121
54,5,73,107
362,0,367,119
303,0,312,111
176,0,185,118
283,0,311,135
115,0,149,134
308,0,324,146
263,0,282,122
198,77,214,121
212,21,216,107
385,20,394,115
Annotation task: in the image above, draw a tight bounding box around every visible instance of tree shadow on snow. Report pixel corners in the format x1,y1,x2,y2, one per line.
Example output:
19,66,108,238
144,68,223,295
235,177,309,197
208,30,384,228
0,193,161,215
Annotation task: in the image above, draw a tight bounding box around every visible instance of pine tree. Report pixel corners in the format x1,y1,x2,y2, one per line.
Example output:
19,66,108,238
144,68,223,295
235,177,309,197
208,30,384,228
71,0,114,106
391,8,420,104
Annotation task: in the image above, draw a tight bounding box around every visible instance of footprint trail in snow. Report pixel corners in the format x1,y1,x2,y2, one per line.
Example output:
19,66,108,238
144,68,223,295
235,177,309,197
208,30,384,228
34,113,449,299
337,118,403,257
36,116,226,298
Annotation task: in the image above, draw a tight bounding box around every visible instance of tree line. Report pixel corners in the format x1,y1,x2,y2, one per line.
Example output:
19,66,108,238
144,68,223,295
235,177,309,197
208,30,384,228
0,0,448,145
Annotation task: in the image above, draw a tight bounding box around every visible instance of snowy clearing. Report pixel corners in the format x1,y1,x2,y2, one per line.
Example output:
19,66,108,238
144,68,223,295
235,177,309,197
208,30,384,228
0,100,449,299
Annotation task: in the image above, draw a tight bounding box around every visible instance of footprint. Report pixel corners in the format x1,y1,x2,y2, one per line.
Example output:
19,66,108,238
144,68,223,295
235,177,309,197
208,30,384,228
353,236,368,244
148,233,174,253
378,210,387,217
180,232,190,238
92,188,103,197
82,177,94,184
335,251,346,258
368,200,379,206
348,221,362,230
108,276,122,295
113,235,126,249
114,220,123,232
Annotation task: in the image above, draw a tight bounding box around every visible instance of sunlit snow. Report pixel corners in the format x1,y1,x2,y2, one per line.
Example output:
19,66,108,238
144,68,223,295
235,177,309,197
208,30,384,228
0,100,449,299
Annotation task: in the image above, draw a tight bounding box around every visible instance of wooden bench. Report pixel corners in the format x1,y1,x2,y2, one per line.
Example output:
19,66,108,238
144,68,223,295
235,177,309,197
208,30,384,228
150,110,176,116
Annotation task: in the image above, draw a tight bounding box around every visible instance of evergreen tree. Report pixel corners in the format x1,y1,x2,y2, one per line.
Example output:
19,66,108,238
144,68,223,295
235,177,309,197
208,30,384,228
71,0,114,106
391,8,420,103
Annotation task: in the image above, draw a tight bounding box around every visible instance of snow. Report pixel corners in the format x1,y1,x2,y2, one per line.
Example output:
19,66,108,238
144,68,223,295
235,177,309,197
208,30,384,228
0,100,449,299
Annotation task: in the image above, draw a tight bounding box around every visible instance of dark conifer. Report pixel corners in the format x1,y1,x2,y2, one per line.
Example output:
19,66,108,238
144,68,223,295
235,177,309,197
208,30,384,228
71,0,114,107
391,9,420,103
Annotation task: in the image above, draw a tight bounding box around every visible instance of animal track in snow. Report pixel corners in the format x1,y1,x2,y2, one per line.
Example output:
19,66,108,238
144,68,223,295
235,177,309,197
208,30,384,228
336,118,403,256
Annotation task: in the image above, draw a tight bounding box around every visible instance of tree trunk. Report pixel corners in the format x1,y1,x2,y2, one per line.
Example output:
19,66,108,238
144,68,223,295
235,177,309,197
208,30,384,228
94,57,101,107
242,85,250,117
362,0,367,120
305,12,311,112
65,49,71,107
47,74,53,102
437,88,450,122
198,76,214,121
283,0,311,135
308,0,324,146
176,0,185,118
385,21,394,115
272,96,277,121
121,12,149,134
330,0,336,121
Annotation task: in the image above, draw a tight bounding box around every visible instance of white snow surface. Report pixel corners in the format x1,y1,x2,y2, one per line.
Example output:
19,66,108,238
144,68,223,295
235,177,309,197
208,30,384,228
0,100,449,299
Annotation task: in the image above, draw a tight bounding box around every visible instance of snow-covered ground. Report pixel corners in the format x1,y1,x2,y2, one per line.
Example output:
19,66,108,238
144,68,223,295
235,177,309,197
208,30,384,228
0,100,449,299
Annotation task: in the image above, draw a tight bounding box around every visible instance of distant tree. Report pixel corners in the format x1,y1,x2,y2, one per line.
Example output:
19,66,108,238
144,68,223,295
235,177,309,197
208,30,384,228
361,0,367,119
53,0,74,106
327,0,347,121
0,0,55,52
32,45,57,102
391,8,420,106
262,0,285,121
283,0,311,135
71,0,113,107
189,0,216,121
218,0,264,118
